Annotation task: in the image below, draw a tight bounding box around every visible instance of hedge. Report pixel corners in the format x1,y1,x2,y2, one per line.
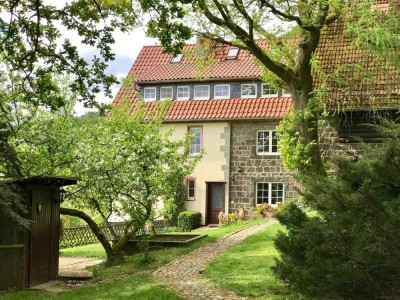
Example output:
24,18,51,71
177,211,202,232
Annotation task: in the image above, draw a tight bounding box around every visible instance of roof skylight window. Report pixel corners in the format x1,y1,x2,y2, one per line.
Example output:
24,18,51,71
171,53,183,64
227,47,239,59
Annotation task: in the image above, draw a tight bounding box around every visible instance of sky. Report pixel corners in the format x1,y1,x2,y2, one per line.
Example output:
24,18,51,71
73,28,158,115
0,1,159,115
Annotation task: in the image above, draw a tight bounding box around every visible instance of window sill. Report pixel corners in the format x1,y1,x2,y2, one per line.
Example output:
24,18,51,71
256,153,280,156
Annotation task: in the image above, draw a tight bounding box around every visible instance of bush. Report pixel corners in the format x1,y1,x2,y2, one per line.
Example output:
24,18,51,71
274,121,400,299
177,211,201,232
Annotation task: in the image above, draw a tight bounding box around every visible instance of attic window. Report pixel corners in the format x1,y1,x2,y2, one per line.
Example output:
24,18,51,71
171,53,183,64
227,47,239,59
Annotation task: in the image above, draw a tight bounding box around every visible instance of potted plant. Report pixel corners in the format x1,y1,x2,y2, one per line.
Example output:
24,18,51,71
237,205,245,220
253,203,270,218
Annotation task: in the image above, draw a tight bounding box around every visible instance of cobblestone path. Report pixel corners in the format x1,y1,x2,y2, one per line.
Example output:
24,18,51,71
153,219,278,300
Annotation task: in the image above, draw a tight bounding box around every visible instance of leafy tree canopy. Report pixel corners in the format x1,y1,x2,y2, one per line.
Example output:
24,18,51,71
0,0,139,111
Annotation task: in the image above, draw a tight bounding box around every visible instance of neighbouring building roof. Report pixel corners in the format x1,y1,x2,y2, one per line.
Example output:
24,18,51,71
316,1,400,110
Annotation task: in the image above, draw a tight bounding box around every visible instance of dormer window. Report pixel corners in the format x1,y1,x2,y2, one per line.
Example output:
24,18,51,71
241,83,257,98
227,47,239,59
194,85,210,100
262,84,278,97
160,86,173,100
171,53,183,64
143,87,156,101
177,86,190,100
282,88,291,97
214,84,230,99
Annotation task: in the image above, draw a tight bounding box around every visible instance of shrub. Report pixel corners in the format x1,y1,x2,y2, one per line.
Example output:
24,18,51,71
177,211,201,232
274,121,400,299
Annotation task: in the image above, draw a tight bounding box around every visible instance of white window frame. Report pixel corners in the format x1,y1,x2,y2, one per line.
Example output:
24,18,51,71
227,47,239,59
255,182,284,206
188,126,202,157
186,178,196,201
193,85,210,100
261,83,279,97
143,87,156,102
171,53,183,64
241,83,257,98
282,88,291,97
214,84,230,99
256,130,279,155
177,86,190,100
160,86,173,100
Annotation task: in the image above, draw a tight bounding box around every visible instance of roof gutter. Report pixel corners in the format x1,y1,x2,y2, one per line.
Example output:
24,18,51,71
135,76,261,85
162,116,284,123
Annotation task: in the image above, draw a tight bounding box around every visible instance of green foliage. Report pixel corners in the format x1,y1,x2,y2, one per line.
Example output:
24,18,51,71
277,100,321,172
0,183,29,228
177,211,202,232
0,1,139,110
347,1,400,69
274,121,400,299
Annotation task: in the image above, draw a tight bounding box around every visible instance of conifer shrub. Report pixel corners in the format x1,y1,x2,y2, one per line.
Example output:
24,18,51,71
274,121,400,299
177,211,201,232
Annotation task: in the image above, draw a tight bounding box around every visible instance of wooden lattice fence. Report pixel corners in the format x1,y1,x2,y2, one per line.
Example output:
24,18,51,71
60,220,167,248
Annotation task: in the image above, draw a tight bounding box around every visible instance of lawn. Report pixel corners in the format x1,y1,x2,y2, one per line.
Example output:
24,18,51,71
1,218,266,300
205,223,299,300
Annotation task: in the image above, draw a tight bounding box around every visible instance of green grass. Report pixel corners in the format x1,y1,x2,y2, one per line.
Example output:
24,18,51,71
2,273,182,300
205,223,297,300
2,218,266,300
60,243,106,258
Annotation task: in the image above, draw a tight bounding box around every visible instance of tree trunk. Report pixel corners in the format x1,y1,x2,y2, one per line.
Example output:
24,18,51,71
60,207,118,262
292,87,327,176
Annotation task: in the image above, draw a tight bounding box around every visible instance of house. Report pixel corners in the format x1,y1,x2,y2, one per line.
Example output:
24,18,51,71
114,42,296,225
114,8,399,225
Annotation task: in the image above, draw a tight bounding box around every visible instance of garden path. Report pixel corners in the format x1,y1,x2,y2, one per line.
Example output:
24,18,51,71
153,219,278,300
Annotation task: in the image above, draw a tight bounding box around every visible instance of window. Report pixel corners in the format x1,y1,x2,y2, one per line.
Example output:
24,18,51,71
143,87,156,101
214,84,230,99
282,88,291,97
186,179,195,201
160,86,173,100
256,183,284,206
177,86,190,100
257,130,279,155
241,83,257,98
188,126,202,156
262,83,278,97
227,47,239,59
171,53,183,64
194,85,210,100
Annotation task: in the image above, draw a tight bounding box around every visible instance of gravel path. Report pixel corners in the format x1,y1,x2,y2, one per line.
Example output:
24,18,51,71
153,219,278,300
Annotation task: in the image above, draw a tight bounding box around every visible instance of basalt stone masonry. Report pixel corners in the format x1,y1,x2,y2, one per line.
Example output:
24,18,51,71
229,122,297,217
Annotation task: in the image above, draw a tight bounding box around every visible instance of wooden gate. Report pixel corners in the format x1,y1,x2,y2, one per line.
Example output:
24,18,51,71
29,190,59,287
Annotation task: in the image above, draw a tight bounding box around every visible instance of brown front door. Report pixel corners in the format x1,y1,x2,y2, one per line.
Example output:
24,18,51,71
206,183,225,224
29,190,54,287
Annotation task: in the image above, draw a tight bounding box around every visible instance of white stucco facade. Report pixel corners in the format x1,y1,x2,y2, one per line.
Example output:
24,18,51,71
164,122,231,225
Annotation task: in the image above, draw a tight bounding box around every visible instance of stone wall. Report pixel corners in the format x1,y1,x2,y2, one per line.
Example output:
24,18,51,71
229,122,297,217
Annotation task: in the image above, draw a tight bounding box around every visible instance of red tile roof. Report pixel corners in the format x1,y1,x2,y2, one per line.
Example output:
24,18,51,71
119,90,291,120
315,2,400,110
130,43,264,83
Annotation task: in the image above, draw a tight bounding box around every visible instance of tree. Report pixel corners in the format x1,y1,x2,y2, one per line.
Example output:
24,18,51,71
137,0,350,175
62,100,199,261
273,121,400,298
0,0,139,110
2,89,200,261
